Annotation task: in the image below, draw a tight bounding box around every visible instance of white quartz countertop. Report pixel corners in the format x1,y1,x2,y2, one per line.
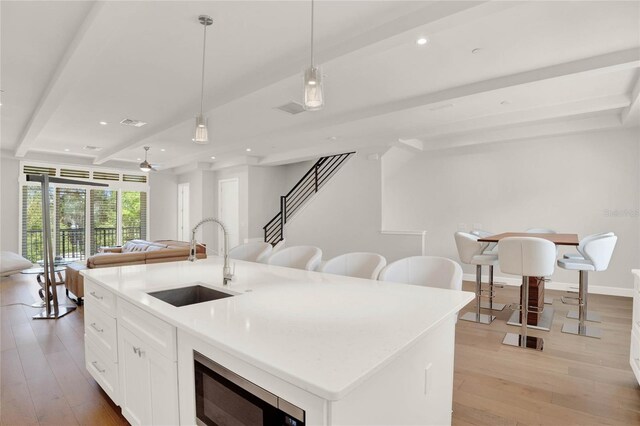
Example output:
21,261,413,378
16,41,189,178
82,257,474,400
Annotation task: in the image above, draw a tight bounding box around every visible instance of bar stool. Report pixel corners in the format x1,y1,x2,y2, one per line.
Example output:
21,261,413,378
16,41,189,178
557,234,617,339
454,232,504,325
499,237,556,351
470,229,498,254
562,232,614,322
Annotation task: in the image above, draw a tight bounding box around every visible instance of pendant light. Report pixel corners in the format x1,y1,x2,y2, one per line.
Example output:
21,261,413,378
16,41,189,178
139,146,154,172
194,15,213,144
303,0,324,111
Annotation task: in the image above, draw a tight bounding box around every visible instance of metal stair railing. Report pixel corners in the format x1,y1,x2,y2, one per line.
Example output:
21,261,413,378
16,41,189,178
263,152,355,245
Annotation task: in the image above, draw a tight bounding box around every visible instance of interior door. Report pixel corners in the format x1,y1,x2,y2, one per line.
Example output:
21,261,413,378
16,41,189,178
218,178,239,254
177,183,190,242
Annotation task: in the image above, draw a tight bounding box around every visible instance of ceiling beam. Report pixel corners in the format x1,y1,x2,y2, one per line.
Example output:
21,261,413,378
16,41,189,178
280,48,640,138
409,94,629,141
13,2,117,157
91,1,517,165
621,71,640,125
421,113,623,152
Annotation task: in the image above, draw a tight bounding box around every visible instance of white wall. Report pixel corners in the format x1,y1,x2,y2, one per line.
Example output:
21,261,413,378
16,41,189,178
383,127,640,292
247,166,286,240
148,171,178,241
284,153,424,262
1,157,20,252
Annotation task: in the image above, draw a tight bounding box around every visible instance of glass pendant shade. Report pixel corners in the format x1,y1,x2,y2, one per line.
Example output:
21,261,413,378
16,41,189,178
303,66,324,111
194,114,209,144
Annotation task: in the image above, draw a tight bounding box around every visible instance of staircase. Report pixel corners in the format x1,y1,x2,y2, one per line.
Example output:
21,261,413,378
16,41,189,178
263,152,355,245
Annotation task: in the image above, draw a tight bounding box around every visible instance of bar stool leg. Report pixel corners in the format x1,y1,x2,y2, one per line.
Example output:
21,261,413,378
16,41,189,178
566,269,601,322
480,265,506,311
460,265,495,324
562,271,601,338
503,276,544,350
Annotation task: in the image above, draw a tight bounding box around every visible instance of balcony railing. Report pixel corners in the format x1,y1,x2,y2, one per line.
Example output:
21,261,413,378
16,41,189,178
23,227,143,262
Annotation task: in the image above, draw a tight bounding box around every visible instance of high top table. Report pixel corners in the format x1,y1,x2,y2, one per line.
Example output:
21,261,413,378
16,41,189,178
478,232,579,331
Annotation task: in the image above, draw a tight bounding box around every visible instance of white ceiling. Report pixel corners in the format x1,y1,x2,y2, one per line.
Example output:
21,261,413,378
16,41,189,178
2,1,639,172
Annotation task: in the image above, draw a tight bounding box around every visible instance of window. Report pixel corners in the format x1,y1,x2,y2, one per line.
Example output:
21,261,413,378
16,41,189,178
90,189,118,255
21,186,53,262
122,191,147,242
19,162,149,260
56,188,86,260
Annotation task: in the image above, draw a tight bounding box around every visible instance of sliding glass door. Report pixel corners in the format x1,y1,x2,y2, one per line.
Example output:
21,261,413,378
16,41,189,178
21,186,53,262
56,188,86,260
90,189,118,255
122,191,147,242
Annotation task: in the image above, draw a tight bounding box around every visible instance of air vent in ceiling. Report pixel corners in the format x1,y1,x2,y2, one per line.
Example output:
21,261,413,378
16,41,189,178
23,165,56,176
122,174,147,183
120,118,147,127
60,168,90,179
274,101,306,115
83,145,103,151
93,171,120,181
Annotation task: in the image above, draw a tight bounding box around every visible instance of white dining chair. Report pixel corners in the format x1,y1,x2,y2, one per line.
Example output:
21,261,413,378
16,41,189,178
499,237,556,351
267,245,322,271
557,234,617,338
378,256,463,291
563,232,614,260
229,242,272,263
454,232,504,325
470,229,498,254
319,252,386,280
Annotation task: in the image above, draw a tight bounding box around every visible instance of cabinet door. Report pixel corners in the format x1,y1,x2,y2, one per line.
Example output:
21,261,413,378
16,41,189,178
149,348,179,425
118,326,152,426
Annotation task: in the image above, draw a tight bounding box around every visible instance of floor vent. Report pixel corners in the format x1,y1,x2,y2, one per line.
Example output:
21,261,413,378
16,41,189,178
274,101,306,115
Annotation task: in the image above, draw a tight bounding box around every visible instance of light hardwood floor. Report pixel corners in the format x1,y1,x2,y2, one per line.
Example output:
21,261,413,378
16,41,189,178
1,274,638,425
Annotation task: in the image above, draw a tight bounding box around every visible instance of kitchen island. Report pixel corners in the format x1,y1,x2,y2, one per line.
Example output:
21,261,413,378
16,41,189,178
82,256,473,425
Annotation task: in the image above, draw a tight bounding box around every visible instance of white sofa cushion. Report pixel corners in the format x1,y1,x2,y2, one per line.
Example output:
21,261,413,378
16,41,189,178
1,252,33,276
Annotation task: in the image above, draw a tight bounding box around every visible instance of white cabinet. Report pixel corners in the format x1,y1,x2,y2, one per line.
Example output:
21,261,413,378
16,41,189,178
118,316,179,426
631,271,640,385
85,279,120,404
84,278,179,425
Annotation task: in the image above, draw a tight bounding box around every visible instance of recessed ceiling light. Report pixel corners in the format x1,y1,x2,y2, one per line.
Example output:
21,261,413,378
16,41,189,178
245,148,252,152
471,48,482,54
136,158,141,161
327,136,338,141
191,138,195,142
99,121,108,125
416,37,429,46
160,148,166,152
210,156,216,160
64,148,70,152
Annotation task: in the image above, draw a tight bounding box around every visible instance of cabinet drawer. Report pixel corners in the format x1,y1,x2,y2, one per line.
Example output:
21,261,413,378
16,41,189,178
86,338,119,404
85,279,117,317
118,299,177,361
85,305,118,362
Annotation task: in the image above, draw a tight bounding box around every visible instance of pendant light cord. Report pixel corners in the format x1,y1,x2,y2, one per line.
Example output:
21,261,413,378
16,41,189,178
200,23,207,115
310,0,314,67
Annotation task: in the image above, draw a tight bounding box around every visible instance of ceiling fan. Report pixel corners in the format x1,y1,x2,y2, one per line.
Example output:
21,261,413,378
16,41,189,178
139,146,161,172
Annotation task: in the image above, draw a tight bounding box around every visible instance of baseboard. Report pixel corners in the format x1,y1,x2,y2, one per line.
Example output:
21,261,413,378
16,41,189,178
462,273,633,298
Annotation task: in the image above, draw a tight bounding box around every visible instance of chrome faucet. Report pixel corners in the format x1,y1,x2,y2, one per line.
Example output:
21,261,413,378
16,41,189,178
188,217,234,286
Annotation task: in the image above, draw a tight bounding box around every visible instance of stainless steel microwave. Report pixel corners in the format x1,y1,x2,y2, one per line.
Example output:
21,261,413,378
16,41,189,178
194,351,305,426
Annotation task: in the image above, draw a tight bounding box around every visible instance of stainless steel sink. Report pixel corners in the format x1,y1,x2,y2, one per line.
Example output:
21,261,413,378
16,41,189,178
147,285,234,307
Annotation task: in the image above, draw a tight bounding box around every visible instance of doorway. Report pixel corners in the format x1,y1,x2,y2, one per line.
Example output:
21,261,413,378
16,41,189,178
218,178,239,254
177,183,190,241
